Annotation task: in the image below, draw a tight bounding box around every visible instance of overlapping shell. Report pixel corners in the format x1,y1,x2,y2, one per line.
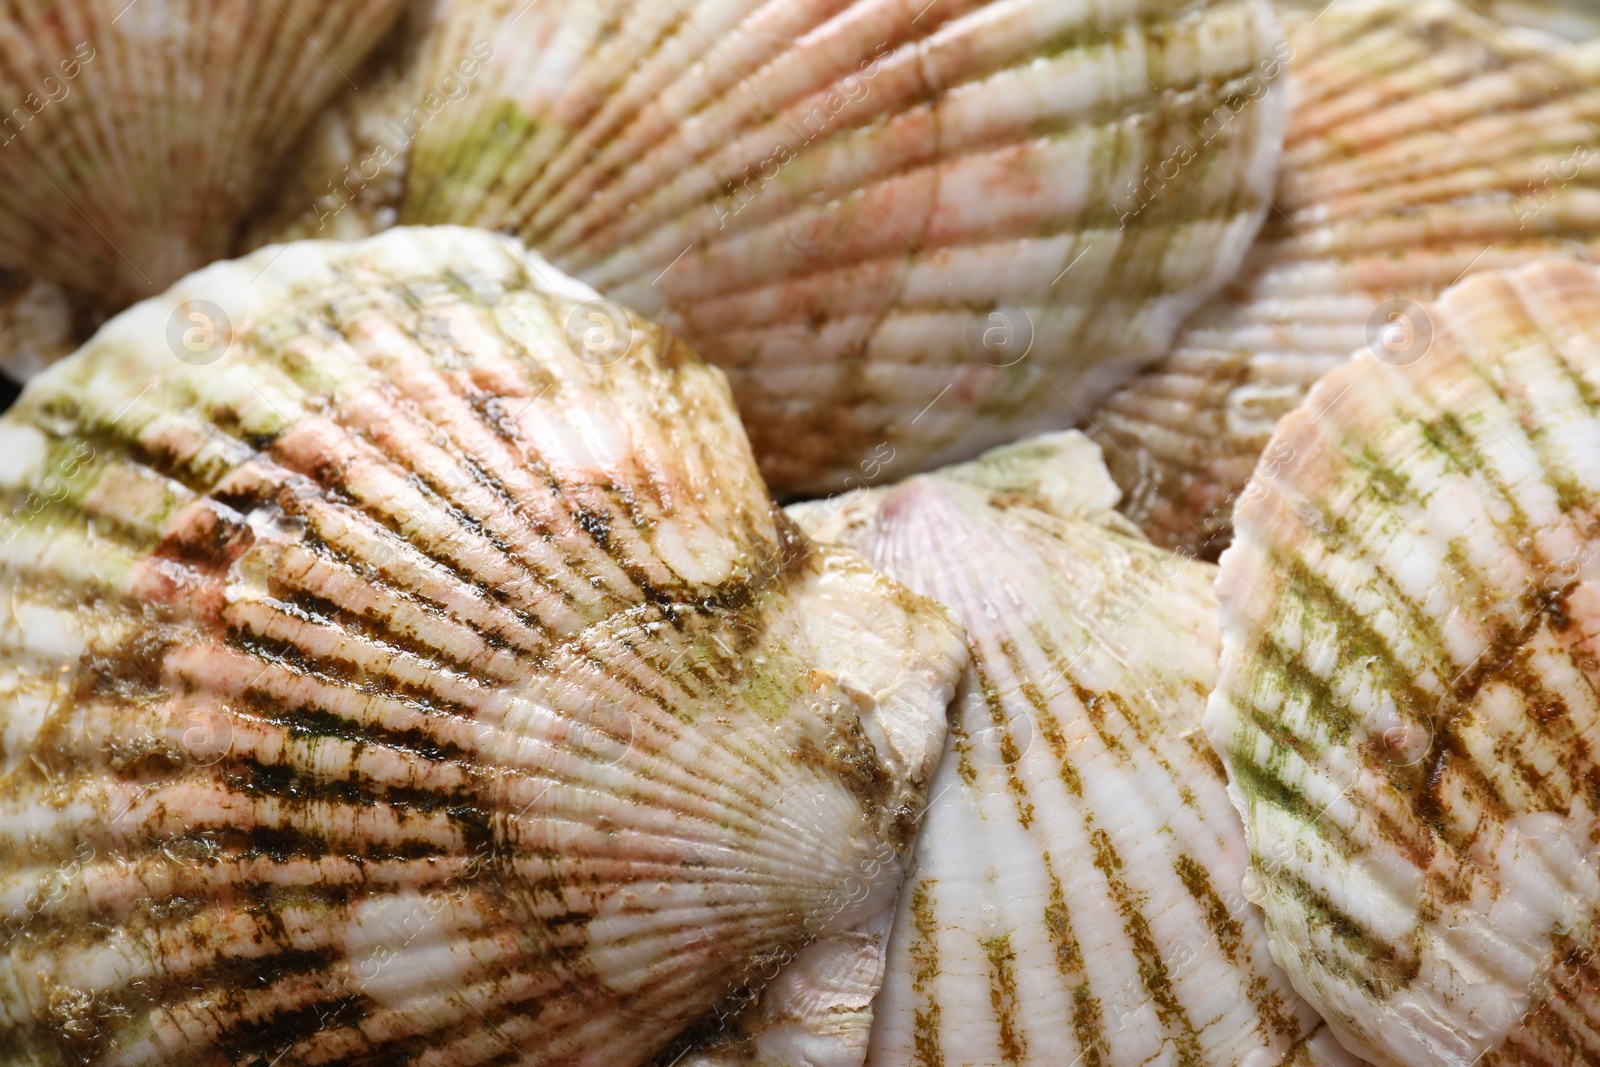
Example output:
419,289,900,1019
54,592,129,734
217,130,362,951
793,433,1359,1067
0,0,408,308
249,0,1290,496
0,227,969,1067
1205,258,1600,1066
1087,0,1600,557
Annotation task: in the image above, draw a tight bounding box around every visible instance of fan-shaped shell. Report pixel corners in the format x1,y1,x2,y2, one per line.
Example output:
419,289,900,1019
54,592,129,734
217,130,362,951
1086,0,1600,557
0,227,968,1067
248,0,1290,496
0,0,408,308
1205,258,1600,1066
792,432,1360,1067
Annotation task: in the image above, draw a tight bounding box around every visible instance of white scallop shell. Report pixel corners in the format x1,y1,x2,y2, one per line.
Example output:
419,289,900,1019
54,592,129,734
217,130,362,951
793,432,1362,1067
0,0,407,307
1206,258,1600,1067
1086,0,1600,556
0,227,967,1067
248,0,1290,496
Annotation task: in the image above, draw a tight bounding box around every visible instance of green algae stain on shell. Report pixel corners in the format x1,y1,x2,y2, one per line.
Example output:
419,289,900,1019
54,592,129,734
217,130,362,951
0,227,968,1067
1207,259,1600,1067
248,0,1290,496
1088,0,1600,559
792,432,1361,1067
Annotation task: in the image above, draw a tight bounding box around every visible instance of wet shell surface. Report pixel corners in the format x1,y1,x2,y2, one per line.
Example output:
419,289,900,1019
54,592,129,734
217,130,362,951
1205,258,1600,1066
249,0,1289,496
1086,0,1600,557
0,0,407,308
0,227,968,1067
792,432,1360,1067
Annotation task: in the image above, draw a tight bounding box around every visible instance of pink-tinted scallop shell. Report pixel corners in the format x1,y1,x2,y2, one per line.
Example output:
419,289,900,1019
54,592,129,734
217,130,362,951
248,0,1290,496
0,226,966,1067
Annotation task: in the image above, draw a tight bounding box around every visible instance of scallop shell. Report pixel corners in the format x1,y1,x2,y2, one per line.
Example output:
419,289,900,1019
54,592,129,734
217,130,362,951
0,0,408,308
1205,257,1600,1067
792,432,1360,1067
1086,0,1600,557
0,226,968,1067
248,0,1290,496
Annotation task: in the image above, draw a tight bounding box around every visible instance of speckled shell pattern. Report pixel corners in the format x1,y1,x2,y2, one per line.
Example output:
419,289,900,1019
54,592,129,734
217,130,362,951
248,0,1290,497
0,227,968,1067
0,0,407,307
793,433,1361,1067
1086,0,1600,557
1205,259,1600,1067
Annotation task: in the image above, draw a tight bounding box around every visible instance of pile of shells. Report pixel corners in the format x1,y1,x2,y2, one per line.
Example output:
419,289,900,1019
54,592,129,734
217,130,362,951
1088,0,1600,557
1,2,1598,1066
246,0,1291,497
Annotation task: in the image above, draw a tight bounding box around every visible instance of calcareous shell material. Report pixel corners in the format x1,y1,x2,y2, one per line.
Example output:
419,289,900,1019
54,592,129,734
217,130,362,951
0,0,407,308
0,227,968,1067
249,0,1290,496
1087,0,1600,557
1206,258,1600,1066
793,433,1360,1067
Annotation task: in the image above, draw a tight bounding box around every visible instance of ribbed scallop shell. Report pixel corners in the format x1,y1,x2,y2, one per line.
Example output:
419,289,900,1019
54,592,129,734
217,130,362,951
792,432,1360,1067
0,227,967,1067
248,0,1289,496
0,0,407,308
1086,0,1600,557
1205,258,1600,1067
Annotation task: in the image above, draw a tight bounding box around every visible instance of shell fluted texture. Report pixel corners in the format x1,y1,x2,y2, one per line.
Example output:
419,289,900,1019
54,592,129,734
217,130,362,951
793,433,1361,1067
1087,0,1600,557
248,0,1290,496
0,0,408,306
1206,258,1600,1066
0,226,968,1067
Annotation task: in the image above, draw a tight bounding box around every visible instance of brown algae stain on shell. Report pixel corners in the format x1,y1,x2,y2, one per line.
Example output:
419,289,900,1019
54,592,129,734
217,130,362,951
0,227,967,1066
792,432,1361,1067
1206,259,1600,1066
247,0,1290,496
1087,0,1600,557
0,0,408,309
